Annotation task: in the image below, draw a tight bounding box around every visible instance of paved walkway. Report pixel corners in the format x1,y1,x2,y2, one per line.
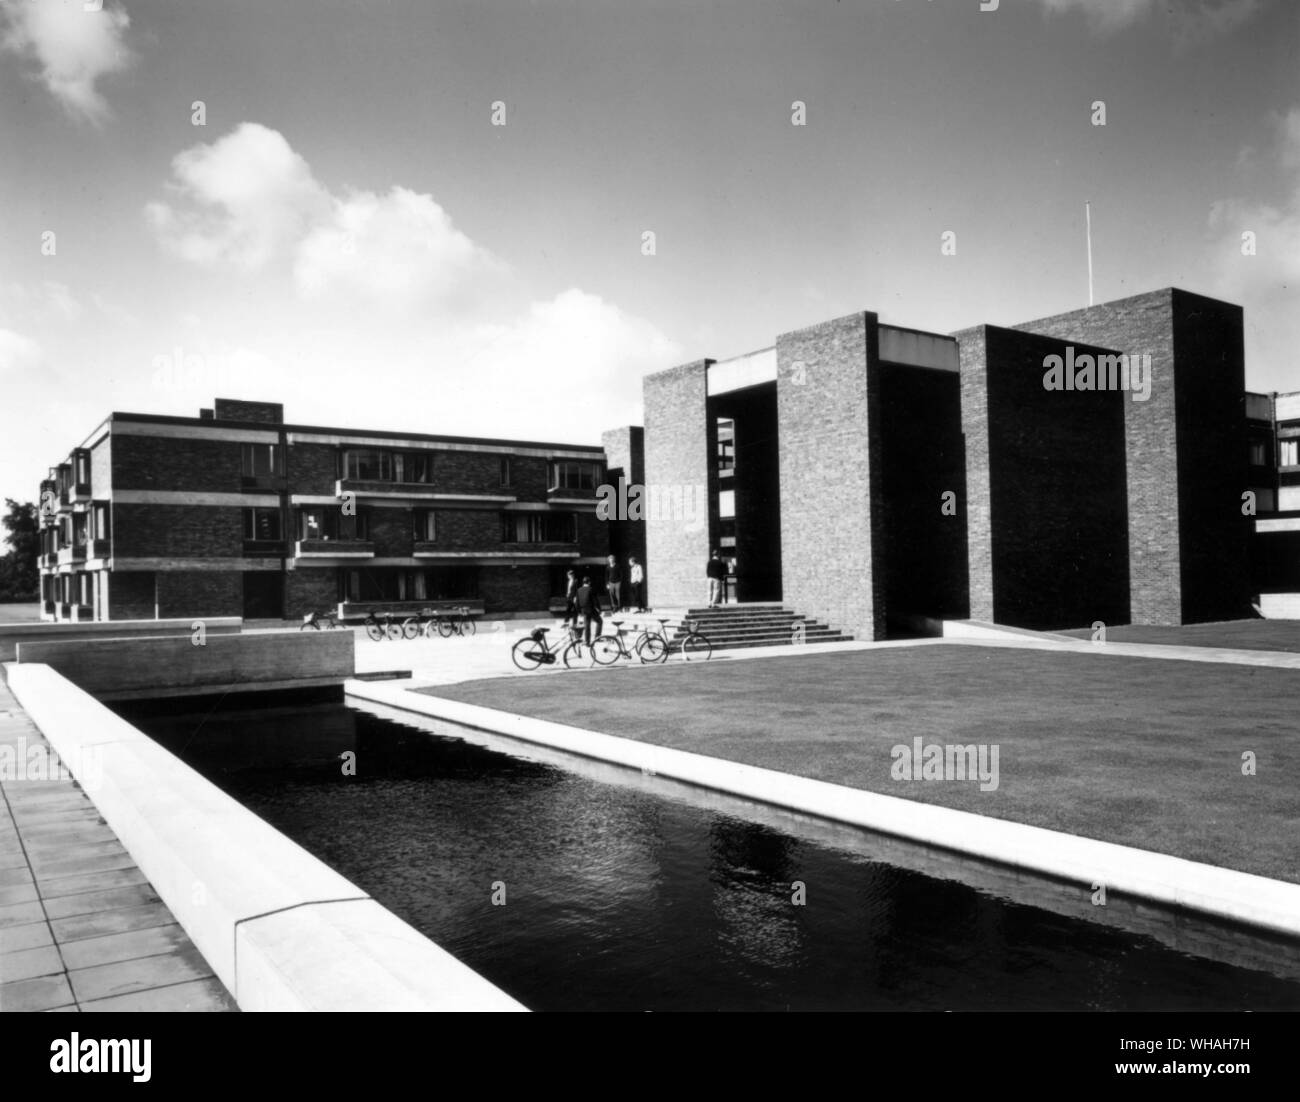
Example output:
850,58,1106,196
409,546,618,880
0,680,235,1012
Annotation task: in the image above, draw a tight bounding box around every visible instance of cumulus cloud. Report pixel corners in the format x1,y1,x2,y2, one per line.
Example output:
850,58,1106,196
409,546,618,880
0,0,133,123
1036,0,1262,42
146,123,332,269
294,186,506,312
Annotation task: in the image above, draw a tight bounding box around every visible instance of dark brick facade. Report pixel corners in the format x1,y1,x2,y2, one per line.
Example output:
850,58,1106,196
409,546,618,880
156,571,242,619
285,568,339,619
479,565,552,614
958,325,1129,630
776,312,887,640
600,426,647,573
112,503,242,558
112,434,244,493
107,572,155,620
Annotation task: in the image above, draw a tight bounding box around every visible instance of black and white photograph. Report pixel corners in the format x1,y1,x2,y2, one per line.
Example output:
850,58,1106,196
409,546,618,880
0,0,1297,1077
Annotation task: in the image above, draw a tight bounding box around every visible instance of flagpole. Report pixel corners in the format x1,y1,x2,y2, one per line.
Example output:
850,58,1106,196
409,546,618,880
1085,201,1094,307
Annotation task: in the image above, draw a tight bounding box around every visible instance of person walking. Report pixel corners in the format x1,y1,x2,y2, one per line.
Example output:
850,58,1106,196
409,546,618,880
605,555,623,613
628,557,645,612
706,549,726,608
574,575,603,645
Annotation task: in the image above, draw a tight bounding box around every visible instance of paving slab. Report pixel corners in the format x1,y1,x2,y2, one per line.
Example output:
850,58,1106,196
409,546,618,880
42,884,161,920
59,923,191,972
50,902,175,944
0,973,75,1012
0,920,55,953
0,945,64,983
0,882,39,906
69,946,215,1004
36,867,149,899
82,976,237,1013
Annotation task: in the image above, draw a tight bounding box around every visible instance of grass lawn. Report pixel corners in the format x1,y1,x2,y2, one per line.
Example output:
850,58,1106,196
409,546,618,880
420,644,1300,884
1059,619,1300,653
0,602,40,624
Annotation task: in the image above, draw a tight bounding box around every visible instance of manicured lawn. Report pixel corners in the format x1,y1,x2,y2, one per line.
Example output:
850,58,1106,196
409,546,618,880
1059,619,1300,653
420,644,1300,884
0,603,40,624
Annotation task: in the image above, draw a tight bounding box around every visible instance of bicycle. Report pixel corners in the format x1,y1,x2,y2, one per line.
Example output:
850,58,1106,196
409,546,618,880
401,607,439,640
438,605,477,638
300,609,340,631
647,618,711,661
591,619,665,666
511,624,589,671
363,610,403,642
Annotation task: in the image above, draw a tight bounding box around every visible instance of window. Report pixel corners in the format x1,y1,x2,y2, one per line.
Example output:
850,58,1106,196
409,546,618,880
500,456,512,488
343,567,477,602
413,510,437,542
717,420,736,473
549,461,600,492
243,508,282,541
501,512,577,543
343,449,433,483
1249,440,1268,466
1281,439,1299,467
241,443,282,478
71,514,88,547
92,503,110,541
299,507,368,541
74,450,90,487
719,490,736,520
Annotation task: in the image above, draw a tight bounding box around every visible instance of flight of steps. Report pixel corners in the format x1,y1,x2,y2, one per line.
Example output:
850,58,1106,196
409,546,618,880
665,604,855,652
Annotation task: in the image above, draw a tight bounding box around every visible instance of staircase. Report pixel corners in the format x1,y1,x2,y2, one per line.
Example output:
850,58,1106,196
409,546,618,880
665,604,855,652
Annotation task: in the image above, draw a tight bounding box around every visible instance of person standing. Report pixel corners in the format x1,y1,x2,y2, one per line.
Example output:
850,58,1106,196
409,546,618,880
628,557,645,612
574,575,603,645
605,555,623,613
561,568,579,628
706,549,726,608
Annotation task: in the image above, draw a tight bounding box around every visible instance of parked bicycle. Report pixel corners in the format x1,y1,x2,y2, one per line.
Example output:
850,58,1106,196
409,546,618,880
674,619,712,661
591,619,665,666
438,605,477,638
511,624,590,671
363,610,403,641
401,607,441,640
300,609,340,631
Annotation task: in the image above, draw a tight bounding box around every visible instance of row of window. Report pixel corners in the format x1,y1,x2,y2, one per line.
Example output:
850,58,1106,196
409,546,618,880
41,504,111,555
240,443,602,491
242,507,579,545
1249,439,1300,467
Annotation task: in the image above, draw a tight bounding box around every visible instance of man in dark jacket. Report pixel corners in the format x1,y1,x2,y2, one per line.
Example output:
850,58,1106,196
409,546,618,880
706,549,727,607
605,555,622,613
574,575,603,645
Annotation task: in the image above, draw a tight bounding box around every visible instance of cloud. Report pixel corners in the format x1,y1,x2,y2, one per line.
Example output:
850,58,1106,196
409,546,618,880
146,123,332,269
0,328,44,375
294,186,506,313
0,0,133,123
1035,0,1262,42
1209,106,1300,386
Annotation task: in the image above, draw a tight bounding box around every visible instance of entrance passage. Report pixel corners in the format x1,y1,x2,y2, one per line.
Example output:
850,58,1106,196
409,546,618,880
242,572,283,619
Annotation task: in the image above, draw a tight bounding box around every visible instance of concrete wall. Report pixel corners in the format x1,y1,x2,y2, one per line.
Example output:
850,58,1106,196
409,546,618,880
643,361,714,608
5,663,523,1011
600,425,647,574
0,617,242,662
16,630,354,700
776,311,886,640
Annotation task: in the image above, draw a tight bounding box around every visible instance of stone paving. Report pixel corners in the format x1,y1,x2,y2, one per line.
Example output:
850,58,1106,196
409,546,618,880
0,679,235,1013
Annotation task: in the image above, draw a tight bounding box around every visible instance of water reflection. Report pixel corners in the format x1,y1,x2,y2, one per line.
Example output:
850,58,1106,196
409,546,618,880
117,698,1300,1012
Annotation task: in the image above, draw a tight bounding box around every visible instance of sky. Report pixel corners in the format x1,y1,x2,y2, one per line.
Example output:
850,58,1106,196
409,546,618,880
1,0,1298,523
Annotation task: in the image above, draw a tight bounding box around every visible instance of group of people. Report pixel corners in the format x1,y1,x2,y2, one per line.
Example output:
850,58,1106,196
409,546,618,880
563,555,646,644
563,551,733,644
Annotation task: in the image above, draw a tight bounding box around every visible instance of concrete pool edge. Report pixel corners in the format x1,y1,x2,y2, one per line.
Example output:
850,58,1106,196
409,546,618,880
5,663,527,1013
346,678,1300,940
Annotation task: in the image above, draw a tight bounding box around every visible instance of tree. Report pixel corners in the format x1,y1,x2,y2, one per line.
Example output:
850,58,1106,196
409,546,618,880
0,499,39,600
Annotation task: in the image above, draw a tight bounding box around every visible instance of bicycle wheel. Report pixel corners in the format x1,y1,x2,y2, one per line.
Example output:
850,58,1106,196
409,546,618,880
561,640,588,669
681,632,712,661
365,620,383,642
385,621,403,641
437,618,454,639
636,634,668,664
461,617,476,638
401,617,421,640
590,636,623,666
511,638,545,671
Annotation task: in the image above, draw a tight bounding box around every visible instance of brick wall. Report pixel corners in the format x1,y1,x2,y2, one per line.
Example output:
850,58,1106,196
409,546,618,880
213,399,283,424
434,509,502,550
958,325,1130,630
643,362,714,608
289,443,338,495
479,565,552,613
113,503,242,558
112,434,242,493
366,505,413,558
286,569,339,619
776,312,886,639
155,571,243,619
1012,289,1179,624
600,426,647,571
107,572,155,619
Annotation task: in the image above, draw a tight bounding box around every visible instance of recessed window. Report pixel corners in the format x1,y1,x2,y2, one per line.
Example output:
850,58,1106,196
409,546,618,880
243,508,282,541
299,506,368,541
1249,440,1268,466
241,443,282,478
1280,439,1299,467
413,510,437,541
501,512,577,543
500,456,512,488
548,461,600,492
343,449,433,483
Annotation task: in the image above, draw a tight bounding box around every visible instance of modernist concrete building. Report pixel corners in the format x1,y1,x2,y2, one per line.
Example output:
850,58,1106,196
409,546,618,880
641,287,1261,639
37,399,617,622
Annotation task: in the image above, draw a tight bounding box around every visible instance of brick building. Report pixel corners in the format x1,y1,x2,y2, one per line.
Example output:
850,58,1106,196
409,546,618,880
38,399,617,622
1244,389,1300,618
641,287,1261,639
